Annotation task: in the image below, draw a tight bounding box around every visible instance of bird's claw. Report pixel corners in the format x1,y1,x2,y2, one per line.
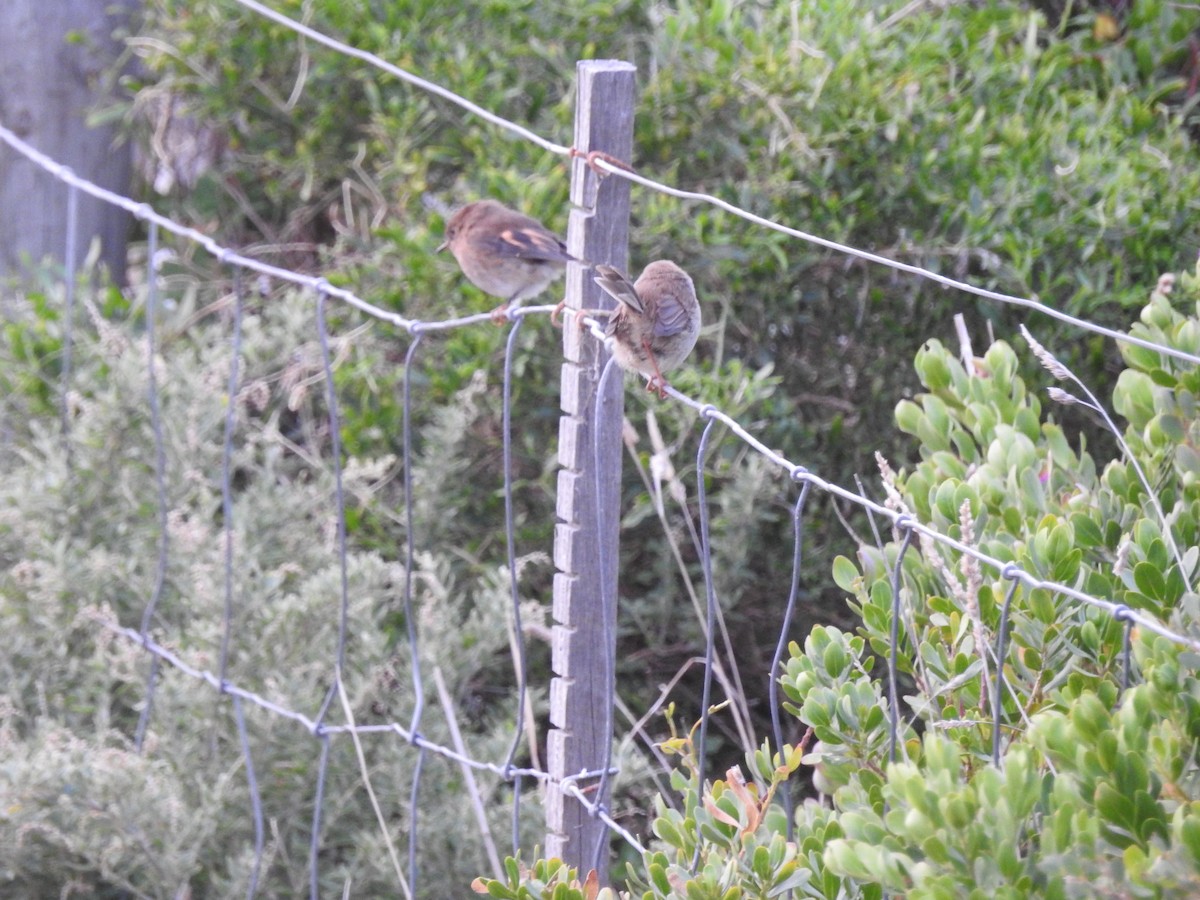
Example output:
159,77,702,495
646,377,669,400
567,147,635,179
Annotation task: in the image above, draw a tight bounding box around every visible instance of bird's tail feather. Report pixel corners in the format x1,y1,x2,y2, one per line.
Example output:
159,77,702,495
592,264,644,313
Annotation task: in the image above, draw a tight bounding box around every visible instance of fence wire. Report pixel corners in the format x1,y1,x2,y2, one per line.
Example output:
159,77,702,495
3,18,1200,894
223,0,1200,370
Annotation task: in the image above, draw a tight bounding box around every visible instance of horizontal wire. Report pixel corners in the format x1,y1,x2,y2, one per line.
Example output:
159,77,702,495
569,292,1200,659
8,12,1200,863
574,277,1200,652
226,0,1200,368
228,0,570,156
94,617,629,820
579,306,1200,656
3,9,1184,385
560,777,647,856
659,382,1200,654
592,161,1200,366
0,122,567,335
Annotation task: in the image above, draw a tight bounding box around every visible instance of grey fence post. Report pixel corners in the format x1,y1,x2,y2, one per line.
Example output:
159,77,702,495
0,0,137,284
547,59,636,880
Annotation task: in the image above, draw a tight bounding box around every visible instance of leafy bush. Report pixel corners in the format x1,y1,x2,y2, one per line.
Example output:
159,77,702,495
15,0,1197,892
0,274,559,896
476,268,1200,895
117,0,1200,655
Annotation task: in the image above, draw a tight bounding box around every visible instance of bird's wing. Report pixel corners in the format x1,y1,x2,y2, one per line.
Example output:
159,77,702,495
483,225,574,263
652,291,693,337
593,265,644,314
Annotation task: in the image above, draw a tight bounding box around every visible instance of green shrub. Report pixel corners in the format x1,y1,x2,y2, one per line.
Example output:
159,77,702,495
28,0,1200,891
121,0,1200,478
476,266,1200,895
0,275,555,896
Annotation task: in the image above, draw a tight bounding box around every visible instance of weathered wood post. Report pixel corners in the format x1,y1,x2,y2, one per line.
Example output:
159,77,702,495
547,59,636,880
0,0,137,283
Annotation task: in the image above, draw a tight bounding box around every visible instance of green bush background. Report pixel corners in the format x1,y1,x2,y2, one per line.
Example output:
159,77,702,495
3,0,1200,895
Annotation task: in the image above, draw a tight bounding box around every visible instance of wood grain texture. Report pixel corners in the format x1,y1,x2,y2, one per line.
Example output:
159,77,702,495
0,0,137,283
546,59,636,879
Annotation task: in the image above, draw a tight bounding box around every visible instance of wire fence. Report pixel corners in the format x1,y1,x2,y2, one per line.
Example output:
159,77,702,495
3,2,1200,896
223,0,1200,371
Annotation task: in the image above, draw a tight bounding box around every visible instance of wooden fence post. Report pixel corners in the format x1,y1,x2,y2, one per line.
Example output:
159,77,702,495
0,0,137,284
547,59,636,880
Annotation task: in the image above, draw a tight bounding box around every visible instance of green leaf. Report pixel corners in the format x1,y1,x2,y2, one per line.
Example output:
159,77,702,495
1070,694,1110,741
654,815,685,850
1069,513,1104,548
1181,815,1200,867
832,555,861,592
1133,561,1166,603
487,880,517,899
896,399,923,436
1096,782,1134,836
1113,370,1156,428
649,862,671,894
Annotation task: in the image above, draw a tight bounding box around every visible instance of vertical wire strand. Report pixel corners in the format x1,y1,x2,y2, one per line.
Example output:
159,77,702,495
1118,606,1134,694
501,321,530,753
881,519,915,900
219,272,253,893
691,413,720,872
408,741,426,891
233,694,265,899
991,574,1022,766
135,221,170,753
310,286,353,896
888,523,915,764
138,220,169,637
769,477,812,841
590,356,622,874
309,733,332,900
401,331,427,892
133,657,160,754
500,316,530,838
510,777,522,859
401,333,426,722
219,268,245,683
60,182,78,452
314,286,350,680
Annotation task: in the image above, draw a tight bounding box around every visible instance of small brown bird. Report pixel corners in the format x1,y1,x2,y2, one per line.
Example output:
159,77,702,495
593,260,701,399
437,199,575,322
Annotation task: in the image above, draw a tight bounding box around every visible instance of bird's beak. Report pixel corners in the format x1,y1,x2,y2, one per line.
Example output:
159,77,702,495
436,239,448,253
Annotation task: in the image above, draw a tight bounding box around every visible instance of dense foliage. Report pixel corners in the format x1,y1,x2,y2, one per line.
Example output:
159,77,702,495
476,263,1200,898
0,273,551,894
115,0,1200,674
3,0,1200,895
119,0,1200,465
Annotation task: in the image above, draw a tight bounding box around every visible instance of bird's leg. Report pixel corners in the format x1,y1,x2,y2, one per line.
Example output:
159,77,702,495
567,147,637,214
567,146,636,178
551,303,610,331
490,300,512,325
580,308,612,332
641,338,669,400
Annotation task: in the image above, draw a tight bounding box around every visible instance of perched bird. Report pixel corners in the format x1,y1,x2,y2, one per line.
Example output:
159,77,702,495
437,199,575,322
593,260,701,399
